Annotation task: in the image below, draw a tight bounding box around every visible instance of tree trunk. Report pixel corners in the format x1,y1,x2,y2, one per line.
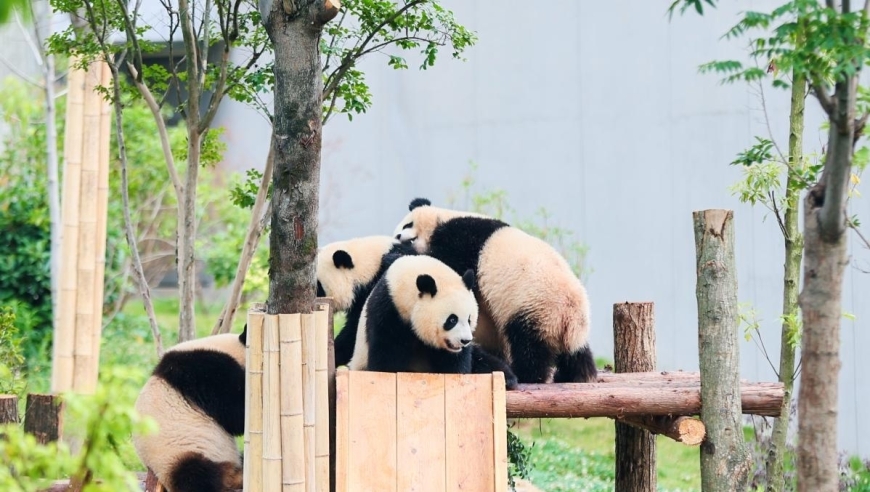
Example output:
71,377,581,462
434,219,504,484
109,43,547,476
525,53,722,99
613,302,656,491
797,71,855,492
693,209,751,492
177,129,201,342
262,0,339,316
765,71,805,492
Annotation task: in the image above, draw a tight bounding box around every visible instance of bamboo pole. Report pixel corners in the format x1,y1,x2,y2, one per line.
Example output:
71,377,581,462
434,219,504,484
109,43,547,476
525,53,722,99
314,306,330,492
244,310,265,492
52,60,86,394
301,313,316,492
263,315,283,490
279,314,305,492
90,60,112,386
72,59,105,394
314,297,336,492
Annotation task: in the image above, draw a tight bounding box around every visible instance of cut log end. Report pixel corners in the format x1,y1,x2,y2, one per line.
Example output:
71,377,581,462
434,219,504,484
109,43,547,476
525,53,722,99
673,417,705,446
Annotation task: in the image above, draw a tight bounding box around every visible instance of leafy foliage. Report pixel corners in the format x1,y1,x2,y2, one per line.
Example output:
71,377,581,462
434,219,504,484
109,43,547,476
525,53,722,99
321,0,477,122
507,427,533,490
0,366,156,492
0,307,26,396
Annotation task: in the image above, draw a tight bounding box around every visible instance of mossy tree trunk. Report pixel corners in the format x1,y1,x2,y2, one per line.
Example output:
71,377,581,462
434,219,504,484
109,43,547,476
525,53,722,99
262,0,339,316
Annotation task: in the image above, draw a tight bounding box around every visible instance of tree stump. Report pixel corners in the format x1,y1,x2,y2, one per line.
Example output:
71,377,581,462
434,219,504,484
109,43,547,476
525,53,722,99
24,394,63,444
0,394,18,424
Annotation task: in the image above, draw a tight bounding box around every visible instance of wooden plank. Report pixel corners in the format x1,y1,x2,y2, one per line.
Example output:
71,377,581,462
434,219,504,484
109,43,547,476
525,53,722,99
334,369,349,492
263,315,283,491
279,313,305,492
314,307,330,492
346,371,396,492
396,373,445,492
445,374,494,491
492,372,508,492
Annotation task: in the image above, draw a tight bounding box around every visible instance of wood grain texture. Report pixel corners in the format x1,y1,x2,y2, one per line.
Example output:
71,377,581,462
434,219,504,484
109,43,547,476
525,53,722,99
492,372,508,492
445,374,494,492
24,394,63,444
0,395,18,425
396,373,445,492
244,311,264,492
334,369,349,492
346,371,396,492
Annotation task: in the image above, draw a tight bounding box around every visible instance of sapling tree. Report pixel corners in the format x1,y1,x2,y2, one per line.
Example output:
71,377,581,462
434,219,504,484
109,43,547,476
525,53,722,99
671,1,870,490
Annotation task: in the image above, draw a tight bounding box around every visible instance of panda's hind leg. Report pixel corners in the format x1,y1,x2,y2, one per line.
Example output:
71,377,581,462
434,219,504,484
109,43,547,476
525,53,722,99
504,313,556,384
167,452,242,492
554,343,598,383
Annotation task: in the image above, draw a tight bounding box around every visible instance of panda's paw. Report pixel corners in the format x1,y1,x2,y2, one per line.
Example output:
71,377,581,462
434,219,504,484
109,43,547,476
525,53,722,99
503,372,519,391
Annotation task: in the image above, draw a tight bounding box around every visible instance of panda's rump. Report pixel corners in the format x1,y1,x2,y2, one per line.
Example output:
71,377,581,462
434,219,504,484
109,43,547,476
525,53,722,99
477,227,590,353
133,378,242,489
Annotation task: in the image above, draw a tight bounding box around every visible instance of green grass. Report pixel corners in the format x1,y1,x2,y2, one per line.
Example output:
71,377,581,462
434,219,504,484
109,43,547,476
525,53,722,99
511,418,701,492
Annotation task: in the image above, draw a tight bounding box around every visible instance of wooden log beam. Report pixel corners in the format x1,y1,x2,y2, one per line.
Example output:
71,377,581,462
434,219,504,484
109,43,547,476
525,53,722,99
505,381,784,418
614,415,706,446
0,394,18,424
613,301,656,491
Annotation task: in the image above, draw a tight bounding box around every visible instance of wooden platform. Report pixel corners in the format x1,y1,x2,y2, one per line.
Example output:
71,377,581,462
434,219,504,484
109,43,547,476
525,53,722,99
335,369,508,492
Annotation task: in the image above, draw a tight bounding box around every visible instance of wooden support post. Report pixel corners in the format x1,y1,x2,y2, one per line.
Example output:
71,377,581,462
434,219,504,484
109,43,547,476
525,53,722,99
0,395,18,424
24,394,63,444
613,302,656,491
693,210,751,490
244,309,265,492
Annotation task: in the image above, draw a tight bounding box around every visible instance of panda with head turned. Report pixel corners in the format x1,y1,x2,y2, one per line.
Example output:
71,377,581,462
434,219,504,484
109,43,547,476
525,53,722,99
392,198,597,384
133,329,248,492
315,236,417,367
347,254,518,389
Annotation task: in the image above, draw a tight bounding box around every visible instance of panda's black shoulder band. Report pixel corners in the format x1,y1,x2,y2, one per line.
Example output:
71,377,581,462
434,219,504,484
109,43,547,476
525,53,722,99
409,198,431,210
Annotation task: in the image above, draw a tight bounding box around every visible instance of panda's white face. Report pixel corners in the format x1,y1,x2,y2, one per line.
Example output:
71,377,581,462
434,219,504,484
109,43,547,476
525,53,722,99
385,256,478,352
316,236,395,311
393,200,488,254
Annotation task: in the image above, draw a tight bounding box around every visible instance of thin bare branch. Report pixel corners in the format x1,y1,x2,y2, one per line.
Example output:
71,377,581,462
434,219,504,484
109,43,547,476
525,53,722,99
126,62,184,200
108,60,165,358
0,54,42,86
198,47,231,132
848,217,870,250
114,0,145,81
812,83,836,116
14,11,42,65
755,77,788,164
211,141,275,335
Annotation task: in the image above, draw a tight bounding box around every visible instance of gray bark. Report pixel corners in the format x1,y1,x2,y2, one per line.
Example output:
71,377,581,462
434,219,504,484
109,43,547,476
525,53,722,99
693,209,751,491
262,0,338,315
613,302,656,492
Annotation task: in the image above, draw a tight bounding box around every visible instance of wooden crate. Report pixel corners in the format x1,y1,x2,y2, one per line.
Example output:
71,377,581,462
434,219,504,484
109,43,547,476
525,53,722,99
335,370,508,492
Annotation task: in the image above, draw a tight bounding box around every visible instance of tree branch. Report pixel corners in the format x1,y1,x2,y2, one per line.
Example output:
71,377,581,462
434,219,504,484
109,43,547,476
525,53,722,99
812,83,835,116
198,47,230,133
114,0,144,81
126,62,184,200
818,77,857,241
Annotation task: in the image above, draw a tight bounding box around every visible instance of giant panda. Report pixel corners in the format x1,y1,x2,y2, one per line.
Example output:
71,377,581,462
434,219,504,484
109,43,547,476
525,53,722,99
347,254,518,389
315,236,417,367
133,330,247,492
392,198,597,384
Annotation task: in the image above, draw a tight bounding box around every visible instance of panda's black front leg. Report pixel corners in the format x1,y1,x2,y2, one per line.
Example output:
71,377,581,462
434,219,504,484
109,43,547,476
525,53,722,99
429,347,473,375
470,345,518,390
366,329,414,373
332,321,357,367
504,313,557,384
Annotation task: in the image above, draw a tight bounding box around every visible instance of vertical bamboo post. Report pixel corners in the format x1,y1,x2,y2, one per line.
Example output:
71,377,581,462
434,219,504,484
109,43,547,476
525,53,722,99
263,315,283,490
301,314,317,492
693,210,751,491
334,368,349,492
53,60,85,394
244,309,265,492
279,313,305,492
314,306,330,492
90,62,113,385
315,297,336,492
492,372,508,492
613,302,657,491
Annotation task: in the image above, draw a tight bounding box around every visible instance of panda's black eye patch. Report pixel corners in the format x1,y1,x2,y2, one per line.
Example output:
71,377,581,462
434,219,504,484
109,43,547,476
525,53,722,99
402,222,413,230
444,314,458,330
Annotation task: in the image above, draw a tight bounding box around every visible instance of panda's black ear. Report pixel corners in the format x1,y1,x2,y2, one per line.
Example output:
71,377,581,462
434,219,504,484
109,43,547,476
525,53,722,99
239,324,248,346
333,250,354,269
409,198,431,211
416,274,438,297
461,269,476,291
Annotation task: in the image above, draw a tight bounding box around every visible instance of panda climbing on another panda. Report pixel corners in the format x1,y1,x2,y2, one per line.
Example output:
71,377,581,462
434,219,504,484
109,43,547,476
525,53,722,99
348,254,518,389
133,330,248,492
315,235,417,367
392,198,597,385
